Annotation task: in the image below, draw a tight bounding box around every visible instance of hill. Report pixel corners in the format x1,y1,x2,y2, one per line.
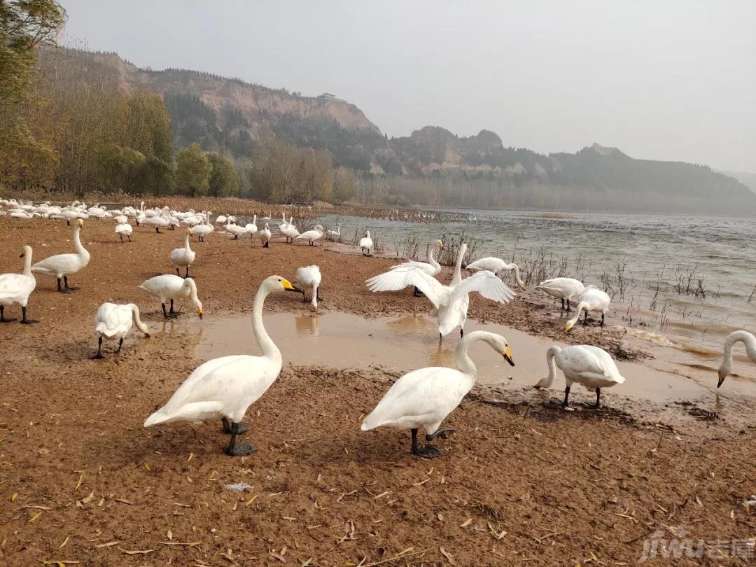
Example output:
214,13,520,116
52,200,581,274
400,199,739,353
34,47,756,213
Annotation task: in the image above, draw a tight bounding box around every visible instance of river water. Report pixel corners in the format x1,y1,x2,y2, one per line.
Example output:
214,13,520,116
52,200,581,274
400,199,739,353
315,209,756,352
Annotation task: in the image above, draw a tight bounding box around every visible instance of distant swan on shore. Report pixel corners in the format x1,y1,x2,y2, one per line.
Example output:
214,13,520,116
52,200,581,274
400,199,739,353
466,257,526,289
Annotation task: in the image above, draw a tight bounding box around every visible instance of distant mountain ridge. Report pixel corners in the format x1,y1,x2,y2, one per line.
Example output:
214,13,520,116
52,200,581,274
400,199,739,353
37,47,756,213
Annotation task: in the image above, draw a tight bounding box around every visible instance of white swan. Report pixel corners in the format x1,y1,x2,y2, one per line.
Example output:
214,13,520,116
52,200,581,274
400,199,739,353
258,223,272,248
0,245,37,324
717,330,756,388
144,275,296,455
93,303,150,358
367,243,515,340
295,265,322,310
536,277,585,312
139,275,203,319
225,222,247,239
466,257,526,289
565,287,611,331
115,222,133,242
326,224,341,241
245,215,258,243
170,231,196,278
296,225,325,246
386,239,444,296
361,330,514,458
189,214,215,242
280,216,300,243
32,219,90,293
359,231,374,256
535,345,625,408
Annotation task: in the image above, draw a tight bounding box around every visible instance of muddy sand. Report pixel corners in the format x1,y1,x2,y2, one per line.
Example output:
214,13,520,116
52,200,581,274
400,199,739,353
0,218,754,566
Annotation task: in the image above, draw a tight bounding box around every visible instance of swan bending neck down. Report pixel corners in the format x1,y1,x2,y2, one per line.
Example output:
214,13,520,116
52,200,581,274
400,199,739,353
718,330,756,388
536,345,625,408
94,303,150,358
361,330,514,458
144,275,296,456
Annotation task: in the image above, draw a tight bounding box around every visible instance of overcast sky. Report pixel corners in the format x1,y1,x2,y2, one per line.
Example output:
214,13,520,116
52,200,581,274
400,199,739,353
59,0,755,172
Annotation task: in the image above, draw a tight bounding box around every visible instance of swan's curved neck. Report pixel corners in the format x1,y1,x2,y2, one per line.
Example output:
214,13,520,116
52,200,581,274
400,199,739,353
252,285,280,360
511,264,525,288
73,227,89,259
428,244,440,269
22,250,33,276
130,304,149,334
184,233,192,252
723,331,756,366
542,346,561,387
454,331,498,377
451,246,466,286
567,302,586,328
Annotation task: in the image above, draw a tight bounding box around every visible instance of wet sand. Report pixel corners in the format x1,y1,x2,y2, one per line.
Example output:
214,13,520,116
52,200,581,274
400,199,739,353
0,217,754,565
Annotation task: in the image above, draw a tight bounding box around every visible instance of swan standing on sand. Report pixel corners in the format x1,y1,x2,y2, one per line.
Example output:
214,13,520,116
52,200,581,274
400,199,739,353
190,215,214,242
139,275,203,319
245,215,258,243
0,245,37,324
296,225,325,246
115,221,133,242
361,331,515,458
717,330,756,388
466,257,526,289
144,275,297,455
93,303,150,358
280,216,300,243
360,231,374,256
564,287,611,331
258,223,272,248
294,265,322,310
536,277,585,311
327,224,341,241
170,231,196,278
535,345,625,408
32,219,90,293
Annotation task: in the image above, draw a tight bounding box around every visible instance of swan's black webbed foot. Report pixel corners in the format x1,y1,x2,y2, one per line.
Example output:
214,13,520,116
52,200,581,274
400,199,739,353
426,427,456,441
594,388,601,408
221,417,248,434
224,421,256,456
410,428,442,459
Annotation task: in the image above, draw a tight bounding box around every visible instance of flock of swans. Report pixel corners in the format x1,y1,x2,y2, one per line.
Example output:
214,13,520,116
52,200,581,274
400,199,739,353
1,196,754,459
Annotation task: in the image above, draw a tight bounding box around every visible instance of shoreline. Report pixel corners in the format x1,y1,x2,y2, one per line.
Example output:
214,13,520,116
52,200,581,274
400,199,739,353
0,215,754,564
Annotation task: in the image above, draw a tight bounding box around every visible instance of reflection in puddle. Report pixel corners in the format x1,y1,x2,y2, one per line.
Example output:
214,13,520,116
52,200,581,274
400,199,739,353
194,311,756,409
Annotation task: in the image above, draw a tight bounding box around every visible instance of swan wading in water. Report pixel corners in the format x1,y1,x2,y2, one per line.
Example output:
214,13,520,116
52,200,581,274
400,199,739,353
361,330,514,458
32,219,90,293
144,275,297,455
367,243,514,341
294,265,322,310
139,275,203,319
170,231,196,278
535,345,625,409
0,245,37,324
466,257,526,289
536,277,585,312
93,303,150,358
717,330,756,388
564,287,611,331
359,231,373,256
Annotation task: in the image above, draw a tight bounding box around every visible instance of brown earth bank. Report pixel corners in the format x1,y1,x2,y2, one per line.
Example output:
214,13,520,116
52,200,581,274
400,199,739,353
0,218,754,566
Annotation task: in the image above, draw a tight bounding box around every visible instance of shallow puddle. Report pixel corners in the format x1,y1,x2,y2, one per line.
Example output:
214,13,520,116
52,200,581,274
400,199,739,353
193,311,756,407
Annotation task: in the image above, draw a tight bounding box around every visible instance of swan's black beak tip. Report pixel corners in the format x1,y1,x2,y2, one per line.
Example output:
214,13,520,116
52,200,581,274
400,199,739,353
504,355,515,367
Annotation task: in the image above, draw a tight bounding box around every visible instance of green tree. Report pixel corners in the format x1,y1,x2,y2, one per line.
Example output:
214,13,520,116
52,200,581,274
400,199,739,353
140,156,174,195
207,153,240,197
175,143,209,196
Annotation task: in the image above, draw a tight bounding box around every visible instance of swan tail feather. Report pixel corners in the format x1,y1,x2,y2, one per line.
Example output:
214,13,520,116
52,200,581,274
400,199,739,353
144,401,224,427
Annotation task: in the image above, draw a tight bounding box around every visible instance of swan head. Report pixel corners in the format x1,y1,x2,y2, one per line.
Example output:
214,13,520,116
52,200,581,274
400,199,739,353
717,362,730,388
564,319,576,332
263,275,296,294
20,245,32,258
433,239,444,249
77,218,84,228
469,331,515,366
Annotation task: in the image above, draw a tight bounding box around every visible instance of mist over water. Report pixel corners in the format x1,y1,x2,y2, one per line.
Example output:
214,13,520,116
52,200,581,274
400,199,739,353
316,209,756,350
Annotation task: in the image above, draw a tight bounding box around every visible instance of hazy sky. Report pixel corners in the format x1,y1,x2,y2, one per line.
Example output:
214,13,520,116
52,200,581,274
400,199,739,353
59,0,755,172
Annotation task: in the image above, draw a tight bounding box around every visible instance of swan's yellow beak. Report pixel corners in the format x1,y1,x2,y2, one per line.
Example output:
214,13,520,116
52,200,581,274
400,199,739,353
502,345,515,366
197,308,204,319
77,219,84,228
281,278,295,291
565,320,575,332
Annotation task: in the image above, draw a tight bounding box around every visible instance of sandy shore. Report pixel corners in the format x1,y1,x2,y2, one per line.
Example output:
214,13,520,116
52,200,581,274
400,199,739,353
0,218,754,565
